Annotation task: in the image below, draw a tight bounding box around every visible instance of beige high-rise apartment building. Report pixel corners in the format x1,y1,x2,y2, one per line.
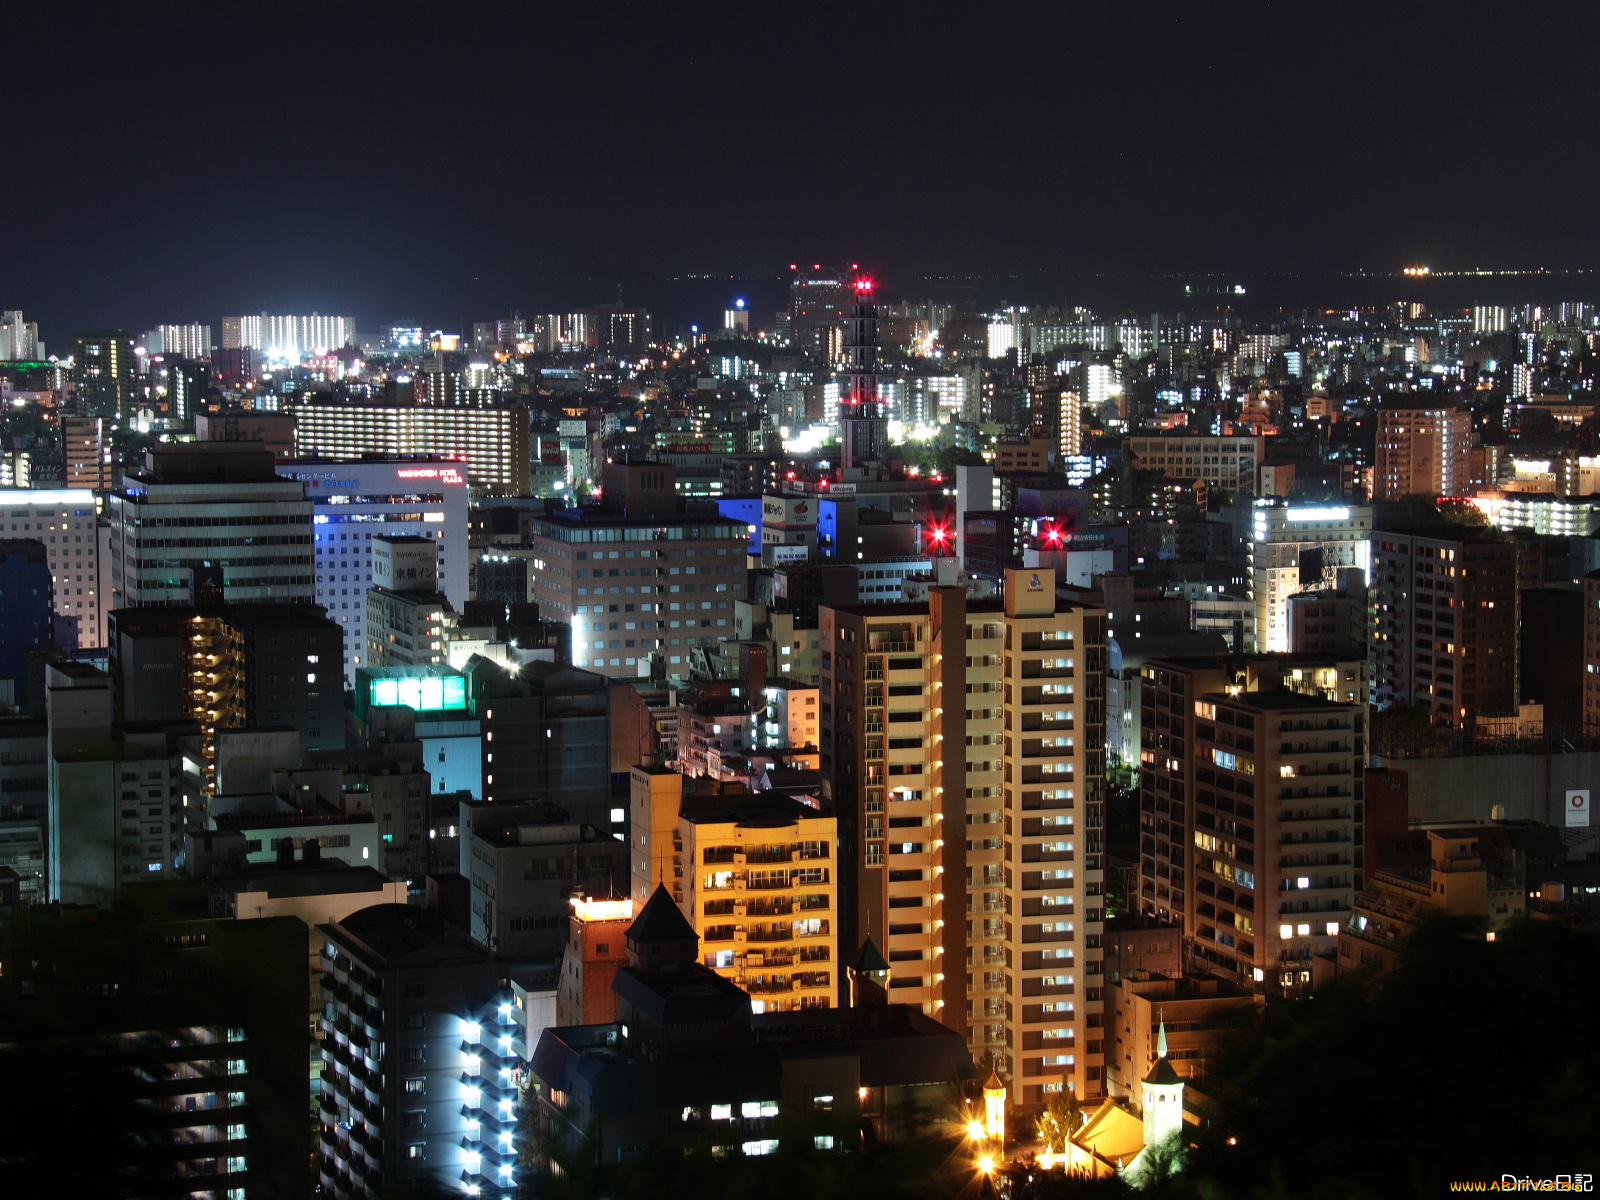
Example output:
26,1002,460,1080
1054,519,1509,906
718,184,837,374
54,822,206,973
1373,404,1471,501
821,568,1108,1108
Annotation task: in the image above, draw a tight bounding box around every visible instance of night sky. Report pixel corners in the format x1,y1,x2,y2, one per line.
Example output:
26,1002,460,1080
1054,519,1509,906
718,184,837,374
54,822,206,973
9,4,1600,339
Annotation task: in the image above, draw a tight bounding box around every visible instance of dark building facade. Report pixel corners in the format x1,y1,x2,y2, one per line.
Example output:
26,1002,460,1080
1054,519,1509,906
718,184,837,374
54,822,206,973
0,539,52,708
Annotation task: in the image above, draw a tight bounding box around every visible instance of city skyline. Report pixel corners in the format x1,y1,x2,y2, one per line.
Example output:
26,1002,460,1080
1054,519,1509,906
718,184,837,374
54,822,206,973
8,6,1600,336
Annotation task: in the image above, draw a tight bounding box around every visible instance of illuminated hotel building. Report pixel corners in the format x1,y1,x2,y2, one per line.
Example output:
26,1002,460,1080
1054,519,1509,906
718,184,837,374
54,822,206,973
821,569,1108,1107
1372,405,1471,501
1248,501,1372,654
292,400,532,495
279,458,468,684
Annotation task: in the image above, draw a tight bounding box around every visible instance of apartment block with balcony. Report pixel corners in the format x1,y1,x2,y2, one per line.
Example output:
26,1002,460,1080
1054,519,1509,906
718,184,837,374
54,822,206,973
1371,527,1518,728
820,568,1107,1109
1190,690,1364,996
678,793,838,1012
317,905,519,1200
1135,657,1229,927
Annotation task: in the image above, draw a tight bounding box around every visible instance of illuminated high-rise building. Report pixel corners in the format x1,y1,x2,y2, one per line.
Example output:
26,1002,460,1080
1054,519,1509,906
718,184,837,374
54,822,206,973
72,329,135,417
1248,501,1372,654
142,323,212,360
291,400,530,495
1372,404,1471,501
278,457,469,685
220,313,355,357
0,310,41,360
839,275,887,469
821,569,1108,1106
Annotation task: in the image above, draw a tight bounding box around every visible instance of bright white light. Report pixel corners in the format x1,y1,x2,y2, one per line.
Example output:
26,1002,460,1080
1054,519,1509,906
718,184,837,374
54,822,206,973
462,1021,481,1040
1286,507,1350,522
498,1003,512,1020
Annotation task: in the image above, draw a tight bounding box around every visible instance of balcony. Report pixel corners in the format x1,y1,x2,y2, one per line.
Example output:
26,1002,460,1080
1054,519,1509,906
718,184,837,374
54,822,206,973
743,978,795,994
746,928,794,943
745,848,794,864
868,640,916,654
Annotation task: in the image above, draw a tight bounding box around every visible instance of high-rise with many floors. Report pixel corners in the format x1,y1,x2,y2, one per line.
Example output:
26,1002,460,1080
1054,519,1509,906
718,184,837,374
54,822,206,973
1372,404,1472,501
821,568,1108,1108
108,443,314,608
1370,526,1518,728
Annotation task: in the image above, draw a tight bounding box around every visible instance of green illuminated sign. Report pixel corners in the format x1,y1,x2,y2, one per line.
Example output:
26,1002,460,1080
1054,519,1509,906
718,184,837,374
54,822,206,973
370,675,466,712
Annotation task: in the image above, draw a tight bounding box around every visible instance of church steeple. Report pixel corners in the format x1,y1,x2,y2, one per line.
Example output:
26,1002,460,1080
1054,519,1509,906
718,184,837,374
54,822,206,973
1140,1009,1184,1151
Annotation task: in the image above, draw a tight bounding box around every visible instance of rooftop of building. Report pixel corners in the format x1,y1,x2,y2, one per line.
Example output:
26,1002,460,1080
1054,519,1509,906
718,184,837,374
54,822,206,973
679,792,828,829
0,538,47,561
322,903,493,971
211,861,397,900
1207,688,1361,712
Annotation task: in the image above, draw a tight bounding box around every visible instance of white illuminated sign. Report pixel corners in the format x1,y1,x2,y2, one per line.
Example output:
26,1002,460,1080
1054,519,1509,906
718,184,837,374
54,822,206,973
1287,507,1350,522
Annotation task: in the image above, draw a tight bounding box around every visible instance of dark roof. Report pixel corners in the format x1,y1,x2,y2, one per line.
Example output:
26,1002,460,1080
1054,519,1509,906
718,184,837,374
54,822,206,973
679,793,821,827
611,963,752,1026
853,935,889,974
1144,1056,1183,1086
626,884,697,945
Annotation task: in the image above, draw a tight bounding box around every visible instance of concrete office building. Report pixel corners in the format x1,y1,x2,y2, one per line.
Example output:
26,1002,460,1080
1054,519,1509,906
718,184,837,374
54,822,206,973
45,663,193,905
108,444,314,608
526,507,749,680
459,799,627,958
821,568,1108,1107
1126,435,1265,496
0,488,108,647
292,399,530,494
279,458,468,683
461,658,611,827
366,536,451,671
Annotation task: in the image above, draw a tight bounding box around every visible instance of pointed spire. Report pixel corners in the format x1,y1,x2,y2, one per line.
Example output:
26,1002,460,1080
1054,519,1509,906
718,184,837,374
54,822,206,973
1156,1019,1168,1060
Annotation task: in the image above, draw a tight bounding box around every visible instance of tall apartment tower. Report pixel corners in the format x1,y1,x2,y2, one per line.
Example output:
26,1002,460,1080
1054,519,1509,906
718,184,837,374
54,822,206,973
1136,663,1364,997
821,568,1108,1108
839,276,888,469
1373,405,1472,501
1371,526,1518,728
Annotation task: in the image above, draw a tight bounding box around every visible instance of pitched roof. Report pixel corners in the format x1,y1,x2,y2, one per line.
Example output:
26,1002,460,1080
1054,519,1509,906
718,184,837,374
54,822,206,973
1143,1056,1183,1086
853,935,889,974
626,884,697,945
